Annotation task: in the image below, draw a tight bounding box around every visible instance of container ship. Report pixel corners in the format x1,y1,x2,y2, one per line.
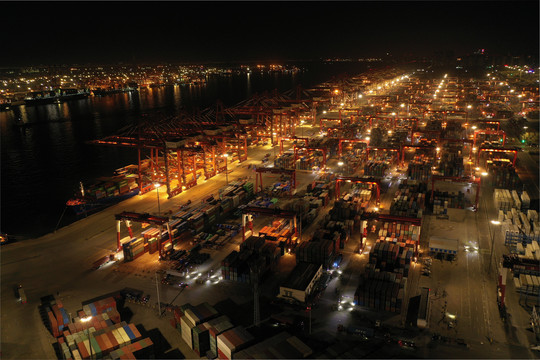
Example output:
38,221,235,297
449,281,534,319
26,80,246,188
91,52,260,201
66,174,140,215
24,88,91,105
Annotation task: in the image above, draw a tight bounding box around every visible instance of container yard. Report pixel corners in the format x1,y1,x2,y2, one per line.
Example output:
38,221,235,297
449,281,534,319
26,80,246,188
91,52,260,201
3,59,540,360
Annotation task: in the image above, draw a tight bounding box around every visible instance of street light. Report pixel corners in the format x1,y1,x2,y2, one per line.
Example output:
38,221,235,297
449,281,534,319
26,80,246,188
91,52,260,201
81,316,93,359
154,183,161,215
489,220,501,273
223,154,229,185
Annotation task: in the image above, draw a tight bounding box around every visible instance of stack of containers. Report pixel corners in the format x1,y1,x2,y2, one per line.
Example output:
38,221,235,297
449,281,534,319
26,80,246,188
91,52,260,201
217,326,254,360
437,152,464,177
511,190,522,210
354,271,406,313
521,191,530,210
432,190,466,213
108,337,154,359
45,297,70,338
514,274,540,298
208,317,235,358
192,315,231,357
363,161,388,177
390,181,426,218
116,177,130,195
274,153,295,169
295,240,334,268
376,221,420,253
494,188,512,211
122,237,144,262
486,159,522,189
407,155,433,181
368,240,414,277
502,207,540,249
72,321,140,359
181,303,219,350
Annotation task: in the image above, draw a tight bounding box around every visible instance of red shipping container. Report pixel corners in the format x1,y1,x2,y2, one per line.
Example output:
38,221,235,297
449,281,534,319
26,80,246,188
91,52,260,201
96,334,108,354
218,348,230,360
77,342,90,360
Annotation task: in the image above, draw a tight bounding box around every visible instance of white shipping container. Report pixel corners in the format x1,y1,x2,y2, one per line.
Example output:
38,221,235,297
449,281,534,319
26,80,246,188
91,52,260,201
181,315,195,349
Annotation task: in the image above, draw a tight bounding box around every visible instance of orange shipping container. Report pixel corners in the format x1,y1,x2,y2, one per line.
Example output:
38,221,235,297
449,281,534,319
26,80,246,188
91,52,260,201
106,331,119,349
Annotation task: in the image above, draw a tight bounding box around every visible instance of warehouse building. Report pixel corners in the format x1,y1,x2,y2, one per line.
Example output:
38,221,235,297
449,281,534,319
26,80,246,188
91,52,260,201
278,262,323,304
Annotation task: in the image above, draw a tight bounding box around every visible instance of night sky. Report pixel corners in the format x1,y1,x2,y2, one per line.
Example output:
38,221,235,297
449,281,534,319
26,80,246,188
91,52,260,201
3,1,538,65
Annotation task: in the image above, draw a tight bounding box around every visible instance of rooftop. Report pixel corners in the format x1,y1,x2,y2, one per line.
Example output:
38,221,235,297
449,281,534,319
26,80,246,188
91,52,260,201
282,262,321,291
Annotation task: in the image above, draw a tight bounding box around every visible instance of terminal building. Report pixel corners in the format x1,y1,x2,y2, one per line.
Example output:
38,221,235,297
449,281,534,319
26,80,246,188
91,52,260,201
278,262,323,304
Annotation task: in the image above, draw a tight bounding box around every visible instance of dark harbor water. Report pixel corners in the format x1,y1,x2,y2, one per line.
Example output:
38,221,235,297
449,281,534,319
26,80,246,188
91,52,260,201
0,62,372,238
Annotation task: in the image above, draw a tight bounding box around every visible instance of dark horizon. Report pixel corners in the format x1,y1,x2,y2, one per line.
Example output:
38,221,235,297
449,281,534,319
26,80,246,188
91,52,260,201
2,1,538,66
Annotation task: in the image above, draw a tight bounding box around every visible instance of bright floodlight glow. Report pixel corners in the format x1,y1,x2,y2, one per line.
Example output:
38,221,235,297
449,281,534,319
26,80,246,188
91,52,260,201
467,105,472,109
358,94,363,98
475,167,480,171
400,103,405,107
472,126,477,129
365,136,370,141
223,153,229,158
323,110,327,114
491,220,501,225
338,161,344,166
481,172,488,176
153,183,160,188
81,316,92,322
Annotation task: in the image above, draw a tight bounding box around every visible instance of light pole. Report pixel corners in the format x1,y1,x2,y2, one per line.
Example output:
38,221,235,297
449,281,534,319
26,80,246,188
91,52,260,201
155,272,162,317
488,220,501,274
154,183,161,215
81,316,93,359
223,154,229,185
272,133,277,158
307,306,312,334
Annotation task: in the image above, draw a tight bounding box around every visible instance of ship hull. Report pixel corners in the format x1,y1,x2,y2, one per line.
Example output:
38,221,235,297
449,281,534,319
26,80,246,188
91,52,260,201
68,188,140,215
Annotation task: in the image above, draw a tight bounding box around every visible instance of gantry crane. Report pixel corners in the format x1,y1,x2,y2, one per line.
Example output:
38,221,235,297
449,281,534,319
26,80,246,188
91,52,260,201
400,144,437,164
241,206,299,243
293,145,327,168
430,175,481,211
278,136,309,155
335,176,381,204
254,167,296,194
338,138,370,157
477,146,518,167
473,129,506,147
115,211,172,259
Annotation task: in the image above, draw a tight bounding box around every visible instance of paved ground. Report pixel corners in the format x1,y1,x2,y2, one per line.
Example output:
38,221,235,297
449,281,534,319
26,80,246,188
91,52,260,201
3,121,538,358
